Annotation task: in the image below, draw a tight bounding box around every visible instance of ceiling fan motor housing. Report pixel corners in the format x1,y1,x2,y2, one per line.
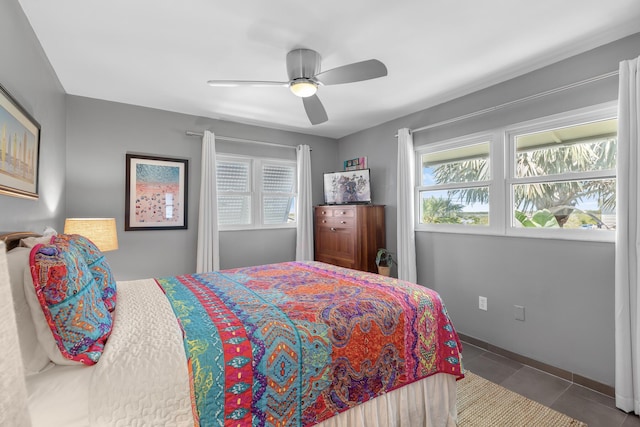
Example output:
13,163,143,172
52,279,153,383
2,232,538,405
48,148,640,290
286,49,321,80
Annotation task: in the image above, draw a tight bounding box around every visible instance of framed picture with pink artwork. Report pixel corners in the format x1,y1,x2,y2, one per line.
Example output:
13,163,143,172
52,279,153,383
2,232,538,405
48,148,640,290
125,153,188,231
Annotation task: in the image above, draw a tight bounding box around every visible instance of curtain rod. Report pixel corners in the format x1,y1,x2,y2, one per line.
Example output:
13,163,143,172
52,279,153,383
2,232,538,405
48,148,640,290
399,70,619,136
185,131,298,150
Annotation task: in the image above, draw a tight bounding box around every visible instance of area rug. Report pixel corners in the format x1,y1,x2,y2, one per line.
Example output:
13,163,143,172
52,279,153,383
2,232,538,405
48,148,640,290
457,371,587,426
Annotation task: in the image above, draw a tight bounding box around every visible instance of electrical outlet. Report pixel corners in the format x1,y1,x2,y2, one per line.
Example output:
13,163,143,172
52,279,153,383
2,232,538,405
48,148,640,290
479,296,487,311
515,305,525,321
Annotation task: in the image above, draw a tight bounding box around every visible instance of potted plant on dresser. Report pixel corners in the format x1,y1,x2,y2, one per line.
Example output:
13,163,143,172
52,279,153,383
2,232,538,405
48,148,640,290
375,248,395,276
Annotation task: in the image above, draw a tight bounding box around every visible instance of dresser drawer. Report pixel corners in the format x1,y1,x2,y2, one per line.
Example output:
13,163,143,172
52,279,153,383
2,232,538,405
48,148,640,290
315,206,355,218
331,207,355,218
315,208,334,218
316,216,355,229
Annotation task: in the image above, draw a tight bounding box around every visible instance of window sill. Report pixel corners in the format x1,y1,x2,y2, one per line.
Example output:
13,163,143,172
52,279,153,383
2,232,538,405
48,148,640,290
415,225,615,243
219,224,297,232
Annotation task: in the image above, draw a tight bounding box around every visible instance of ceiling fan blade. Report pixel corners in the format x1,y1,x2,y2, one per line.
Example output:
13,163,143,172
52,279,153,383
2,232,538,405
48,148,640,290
207,80,288,87
302,95,328,125
314,59,387,86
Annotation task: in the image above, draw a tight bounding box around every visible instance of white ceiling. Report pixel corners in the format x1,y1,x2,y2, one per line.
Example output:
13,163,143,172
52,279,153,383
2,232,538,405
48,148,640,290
18,0,640,139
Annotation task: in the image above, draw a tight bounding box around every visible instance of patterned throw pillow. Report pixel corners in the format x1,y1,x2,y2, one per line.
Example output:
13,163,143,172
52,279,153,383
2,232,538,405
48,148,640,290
53,234,117,312
29,242,113,365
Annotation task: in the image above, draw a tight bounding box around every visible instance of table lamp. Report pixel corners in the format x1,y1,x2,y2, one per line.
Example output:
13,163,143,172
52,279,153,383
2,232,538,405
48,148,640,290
64,218,119,252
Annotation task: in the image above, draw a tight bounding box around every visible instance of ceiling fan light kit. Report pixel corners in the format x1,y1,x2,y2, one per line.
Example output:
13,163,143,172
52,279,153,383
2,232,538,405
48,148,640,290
289,79,318,97
207,48,387,125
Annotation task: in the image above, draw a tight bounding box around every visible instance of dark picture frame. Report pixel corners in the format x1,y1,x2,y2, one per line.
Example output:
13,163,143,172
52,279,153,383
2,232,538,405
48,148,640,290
125,153,188,231
0,83,41,200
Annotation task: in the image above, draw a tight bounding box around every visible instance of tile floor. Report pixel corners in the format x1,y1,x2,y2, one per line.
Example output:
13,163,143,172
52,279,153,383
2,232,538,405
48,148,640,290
461,340,640,427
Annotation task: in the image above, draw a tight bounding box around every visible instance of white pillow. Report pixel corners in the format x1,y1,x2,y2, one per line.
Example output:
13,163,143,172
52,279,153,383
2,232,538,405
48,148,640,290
19,228,57,248
6,247,51,374
19,235,51,248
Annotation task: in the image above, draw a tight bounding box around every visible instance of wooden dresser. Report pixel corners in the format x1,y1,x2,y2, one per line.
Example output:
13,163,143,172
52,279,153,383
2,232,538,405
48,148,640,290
314,205,385,273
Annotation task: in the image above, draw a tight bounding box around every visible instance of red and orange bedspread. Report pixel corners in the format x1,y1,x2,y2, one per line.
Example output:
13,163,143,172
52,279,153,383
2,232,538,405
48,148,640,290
155,261,463,427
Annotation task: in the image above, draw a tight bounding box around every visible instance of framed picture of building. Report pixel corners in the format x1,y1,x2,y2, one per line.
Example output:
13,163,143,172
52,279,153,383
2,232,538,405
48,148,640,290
0,84,40,200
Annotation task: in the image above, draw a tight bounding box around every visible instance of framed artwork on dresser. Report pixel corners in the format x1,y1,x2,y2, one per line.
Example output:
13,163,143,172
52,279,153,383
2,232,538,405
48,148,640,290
125,153,188,231
0,83,40,200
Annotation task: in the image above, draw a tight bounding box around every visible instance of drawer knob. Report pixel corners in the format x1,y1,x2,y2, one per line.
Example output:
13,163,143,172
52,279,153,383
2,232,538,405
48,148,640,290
330,227,337,231
340,221,346,224
341,211,346,215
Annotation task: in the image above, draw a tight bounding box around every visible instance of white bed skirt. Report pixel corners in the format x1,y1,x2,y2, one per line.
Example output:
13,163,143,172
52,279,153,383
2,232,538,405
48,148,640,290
316,372,457,427
26,279,458,427
27,367,457,427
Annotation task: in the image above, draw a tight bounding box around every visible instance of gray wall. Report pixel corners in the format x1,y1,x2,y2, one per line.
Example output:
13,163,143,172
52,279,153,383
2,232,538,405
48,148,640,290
66,96,338,280
5,0,638,388
338,32,640,387
0,0,67,232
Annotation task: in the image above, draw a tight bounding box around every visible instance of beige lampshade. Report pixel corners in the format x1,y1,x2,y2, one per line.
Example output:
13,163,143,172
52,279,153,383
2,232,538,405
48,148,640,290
64,218,119,252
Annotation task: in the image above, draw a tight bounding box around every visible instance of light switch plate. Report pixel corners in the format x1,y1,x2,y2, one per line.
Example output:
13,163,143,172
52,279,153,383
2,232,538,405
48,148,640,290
479,296,487,311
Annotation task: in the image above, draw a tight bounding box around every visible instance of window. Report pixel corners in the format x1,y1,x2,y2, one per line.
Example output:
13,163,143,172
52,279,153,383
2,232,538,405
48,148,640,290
216,155,296,229
415,103,617,241
508,116,617,238
262,163,297,224
417,136,494,229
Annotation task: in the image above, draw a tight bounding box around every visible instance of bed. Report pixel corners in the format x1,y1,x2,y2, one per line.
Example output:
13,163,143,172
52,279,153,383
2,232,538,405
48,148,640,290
2,231,464,427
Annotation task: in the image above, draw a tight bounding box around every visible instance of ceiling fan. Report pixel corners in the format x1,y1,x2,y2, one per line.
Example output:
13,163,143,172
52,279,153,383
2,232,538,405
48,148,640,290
207,48,388,125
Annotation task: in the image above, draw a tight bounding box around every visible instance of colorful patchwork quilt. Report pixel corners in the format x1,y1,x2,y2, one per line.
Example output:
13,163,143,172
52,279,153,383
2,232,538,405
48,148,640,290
155,261,463,427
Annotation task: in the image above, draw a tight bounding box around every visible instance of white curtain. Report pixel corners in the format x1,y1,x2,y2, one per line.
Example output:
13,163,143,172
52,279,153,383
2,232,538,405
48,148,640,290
616,55,640,414
196,130,220,273
397,128,417,283
296,145,314,261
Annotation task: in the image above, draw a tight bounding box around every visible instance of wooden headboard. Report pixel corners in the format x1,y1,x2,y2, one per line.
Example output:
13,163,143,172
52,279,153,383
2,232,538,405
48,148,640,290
0,232,41,252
